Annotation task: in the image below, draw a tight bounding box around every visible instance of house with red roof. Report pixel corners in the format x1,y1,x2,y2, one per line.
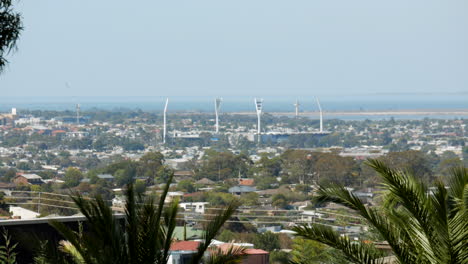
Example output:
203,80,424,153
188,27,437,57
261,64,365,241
216,243,269,264
239,178,255,186
168,241,200,264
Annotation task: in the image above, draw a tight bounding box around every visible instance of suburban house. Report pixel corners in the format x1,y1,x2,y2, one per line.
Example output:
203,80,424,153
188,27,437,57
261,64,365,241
13,174,43,185
239,178,255,186
166,191,185,203
300,210,325,222
195,178,215,185
216,244,269,264
97,174,114,181
228,186,257,195
168,241,200,264
179,202,209,214
168,241,269,264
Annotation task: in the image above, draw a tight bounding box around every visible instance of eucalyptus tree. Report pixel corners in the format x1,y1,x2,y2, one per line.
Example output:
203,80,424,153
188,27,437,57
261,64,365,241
0,0,22,72
293,159,468,264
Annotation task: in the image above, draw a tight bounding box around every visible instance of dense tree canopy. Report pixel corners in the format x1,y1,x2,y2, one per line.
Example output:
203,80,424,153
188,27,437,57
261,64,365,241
0,0,22,72
64,167,83,187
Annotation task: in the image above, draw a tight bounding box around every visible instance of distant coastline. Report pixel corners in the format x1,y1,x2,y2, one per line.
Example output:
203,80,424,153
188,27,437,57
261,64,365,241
227,109,468,116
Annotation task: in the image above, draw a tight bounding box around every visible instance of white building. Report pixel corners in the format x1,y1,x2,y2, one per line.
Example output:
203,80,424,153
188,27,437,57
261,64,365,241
179,202,209,214
10,206,40,219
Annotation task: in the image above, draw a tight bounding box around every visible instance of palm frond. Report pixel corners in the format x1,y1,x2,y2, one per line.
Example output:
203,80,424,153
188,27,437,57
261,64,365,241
153,172,175,264
292,224,385,264
59,241,85,264
191,200,239,264
366,159,439,263
446,167,468,264
204,245,246,264
314,183,416,263
160,199,180,264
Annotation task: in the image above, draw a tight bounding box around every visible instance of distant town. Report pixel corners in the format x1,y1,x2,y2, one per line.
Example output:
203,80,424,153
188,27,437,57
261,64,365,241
0,104,466,263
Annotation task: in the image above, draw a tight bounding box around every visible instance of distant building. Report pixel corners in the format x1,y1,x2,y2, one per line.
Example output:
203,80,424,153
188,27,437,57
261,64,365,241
216,244,269,264
239,178,255,186
9,206,40,219
195,178,215,185
179,202,209,214
0,113,16,126
228,186,257,195
300,210,324,222
166,191,185,203
13,174,43,185
97,174,114,181
173,226,204,240
168,241,200,264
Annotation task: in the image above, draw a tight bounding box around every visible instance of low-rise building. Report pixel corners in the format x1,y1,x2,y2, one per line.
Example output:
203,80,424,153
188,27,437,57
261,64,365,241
13,174,43,185
179,202,209,214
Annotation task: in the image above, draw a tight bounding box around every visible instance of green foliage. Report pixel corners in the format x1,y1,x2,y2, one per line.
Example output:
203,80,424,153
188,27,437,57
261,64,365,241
437,156,463,179
255,155,282,177
293,160,468,264
294,184,311,194
64,167,83,188
253,231,280,252
254,176,277,190
137,152,164,179
380,150,435,183
44,175,242,264
204,245,246,264
122,140,144,151
217,230,236,242
133,180,146,195
271,194,288,209
0,229,18,264
240,192,259,206
177,180,195,193
196,150,252,181
204,192,236,206
0,168,16,182
269,250,290,264
290,238,346,264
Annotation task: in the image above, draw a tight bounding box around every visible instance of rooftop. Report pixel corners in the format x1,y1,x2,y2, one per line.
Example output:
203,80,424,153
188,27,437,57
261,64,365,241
170,241,200,251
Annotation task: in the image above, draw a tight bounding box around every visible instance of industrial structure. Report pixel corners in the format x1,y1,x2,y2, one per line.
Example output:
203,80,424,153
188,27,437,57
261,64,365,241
254,98,263,142
294,99,300,118
316,97,323,132
259,98,330,143
214,98,222,134
76,104,80,125
163,98,169,144
0,108,18,126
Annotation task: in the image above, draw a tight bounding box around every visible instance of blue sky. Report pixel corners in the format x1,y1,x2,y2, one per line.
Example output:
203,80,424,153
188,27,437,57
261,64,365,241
1,0,467,97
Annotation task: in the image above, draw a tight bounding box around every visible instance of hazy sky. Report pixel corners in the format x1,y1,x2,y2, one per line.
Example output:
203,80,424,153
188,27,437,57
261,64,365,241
1,0,467,97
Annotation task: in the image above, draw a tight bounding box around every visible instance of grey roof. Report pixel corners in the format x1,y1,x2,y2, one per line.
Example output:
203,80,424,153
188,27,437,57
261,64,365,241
20,174,42,180
97,174,114,179
228,186,257,193
195,178,215,185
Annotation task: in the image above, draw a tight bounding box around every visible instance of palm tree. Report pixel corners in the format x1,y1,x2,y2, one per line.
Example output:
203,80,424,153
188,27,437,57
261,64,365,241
292,159,468,264
44,173,242,264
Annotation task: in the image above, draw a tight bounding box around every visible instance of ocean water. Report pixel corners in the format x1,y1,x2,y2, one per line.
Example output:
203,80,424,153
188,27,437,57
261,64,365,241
0,94,467,120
